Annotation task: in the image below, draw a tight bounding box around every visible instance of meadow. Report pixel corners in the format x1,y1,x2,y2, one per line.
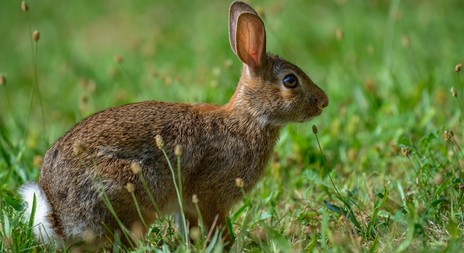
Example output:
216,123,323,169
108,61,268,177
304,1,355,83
1,0,463,252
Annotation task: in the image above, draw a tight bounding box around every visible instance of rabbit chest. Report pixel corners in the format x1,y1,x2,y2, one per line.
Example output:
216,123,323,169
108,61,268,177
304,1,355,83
174,108,281,205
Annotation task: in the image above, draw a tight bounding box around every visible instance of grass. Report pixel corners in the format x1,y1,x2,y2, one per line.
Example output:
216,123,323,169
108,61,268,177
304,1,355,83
1,0,463,252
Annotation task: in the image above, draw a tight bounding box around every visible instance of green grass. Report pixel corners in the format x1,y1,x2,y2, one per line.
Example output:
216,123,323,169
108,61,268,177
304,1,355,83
1,0,464,252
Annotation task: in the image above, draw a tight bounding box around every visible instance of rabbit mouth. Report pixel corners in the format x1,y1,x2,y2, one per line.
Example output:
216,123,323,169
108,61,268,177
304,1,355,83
293,106,324,123
313,106,325,116
297,115,315,123
316,106,326,113
301,106,324,121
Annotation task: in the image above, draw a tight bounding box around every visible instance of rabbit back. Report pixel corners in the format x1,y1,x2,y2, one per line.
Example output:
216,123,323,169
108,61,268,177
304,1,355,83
37,101,280,241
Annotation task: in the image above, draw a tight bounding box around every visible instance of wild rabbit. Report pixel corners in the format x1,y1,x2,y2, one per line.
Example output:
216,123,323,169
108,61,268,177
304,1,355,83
20,0,328,247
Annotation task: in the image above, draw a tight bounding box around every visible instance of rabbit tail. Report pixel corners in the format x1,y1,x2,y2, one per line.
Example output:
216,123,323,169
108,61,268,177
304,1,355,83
19,183,57,243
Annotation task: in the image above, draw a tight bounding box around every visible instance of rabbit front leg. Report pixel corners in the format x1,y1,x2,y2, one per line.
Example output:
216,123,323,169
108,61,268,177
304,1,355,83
200,206,232,246
178,205,232,246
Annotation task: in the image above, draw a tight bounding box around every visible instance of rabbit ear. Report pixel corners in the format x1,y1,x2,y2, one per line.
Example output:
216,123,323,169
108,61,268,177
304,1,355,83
229,1,266,68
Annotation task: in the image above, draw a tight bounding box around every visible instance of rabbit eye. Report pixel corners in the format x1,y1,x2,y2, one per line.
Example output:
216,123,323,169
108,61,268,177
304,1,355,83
282,74,298,89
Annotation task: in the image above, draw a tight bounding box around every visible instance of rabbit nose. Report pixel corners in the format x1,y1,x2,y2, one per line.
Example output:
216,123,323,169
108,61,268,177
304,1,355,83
319,95,329,108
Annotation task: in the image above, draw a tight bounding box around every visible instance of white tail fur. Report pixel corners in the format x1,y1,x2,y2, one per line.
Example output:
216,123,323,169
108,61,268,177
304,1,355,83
19,183,56,243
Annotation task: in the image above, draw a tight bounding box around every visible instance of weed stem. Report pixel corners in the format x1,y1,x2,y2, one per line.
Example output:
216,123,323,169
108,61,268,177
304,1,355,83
160,148,189,248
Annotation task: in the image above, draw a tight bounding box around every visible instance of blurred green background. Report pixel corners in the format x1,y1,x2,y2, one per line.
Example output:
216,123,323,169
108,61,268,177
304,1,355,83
1,0,464,251
1,0,463,140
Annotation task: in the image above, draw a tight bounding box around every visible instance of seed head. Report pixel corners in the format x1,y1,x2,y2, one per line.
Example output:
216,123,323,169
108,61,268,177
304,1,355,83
224,59,233,69
444,130,454,142
82,229,96,244
235,177,244,188
79,94,89,109
212,67,221,77
455,63,462,73
33,155,43,168
250,226,267,242
189,227,201,241
434,173,443,185
115,55,123,64
164,76,173,85
130,162,142,175
0,74,6,86
312,125,318,135
150,69,159,78
125,182,135,193
450,87,457,97
32,30,40,42
192,194,199,204
155,135,164,149
401,35,410,48
401,147,411,157
79,78,96,93
335,28,344,41
21,1,28,12
73,140,86,155
174,144,182,157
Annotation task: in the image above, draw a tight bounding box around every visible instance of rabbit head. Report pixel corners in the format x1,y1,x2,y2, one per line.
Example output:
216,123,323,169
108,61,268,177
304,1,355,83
226,1,328,126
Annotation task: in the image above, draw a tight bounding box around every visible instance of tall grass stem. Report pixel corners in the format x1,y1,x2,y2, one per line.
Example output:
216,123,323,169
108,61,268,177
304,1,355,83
160,148,189,248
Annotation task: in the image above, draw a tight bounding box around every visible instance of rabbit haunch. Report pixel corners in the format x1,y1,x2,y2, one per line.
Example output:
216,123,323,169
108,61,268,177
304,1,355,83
20,1,328,246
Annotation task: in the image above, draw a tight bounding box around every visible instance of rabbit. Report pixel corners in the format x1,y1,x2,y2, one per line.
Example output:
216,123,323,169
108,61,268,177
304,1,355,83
20,0,328,248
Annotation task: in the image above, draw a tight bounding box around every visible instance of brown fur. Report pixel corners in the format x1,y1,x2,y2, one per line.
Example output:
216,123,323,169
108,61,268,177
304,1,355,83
30,0,328,247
